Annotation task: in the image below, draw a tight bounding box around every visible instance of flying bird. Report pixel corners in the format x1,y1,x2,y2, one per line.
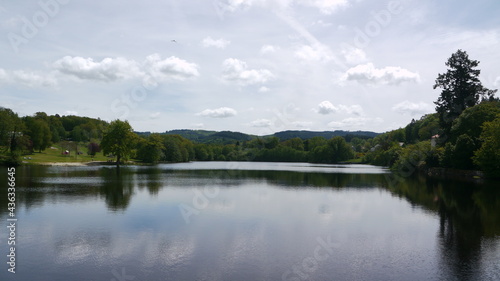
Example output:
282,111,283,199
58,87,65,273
171,40,177,43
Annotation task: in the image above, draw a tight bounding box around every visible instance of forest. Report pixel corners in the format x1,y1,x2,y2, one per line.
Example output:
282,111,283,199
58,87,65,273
0,110,360,166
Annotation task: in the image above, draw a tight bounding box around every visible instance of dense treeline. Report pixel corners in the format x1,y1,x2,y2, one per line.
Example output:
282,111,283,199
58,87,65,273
0,110,357,166
363,102,500,178
362,50,500,178
136,133,355,164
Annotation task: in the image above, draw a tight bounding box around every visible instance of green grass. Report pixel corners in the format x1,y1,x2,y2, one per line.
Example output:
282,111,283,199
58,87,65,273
21,143,109,164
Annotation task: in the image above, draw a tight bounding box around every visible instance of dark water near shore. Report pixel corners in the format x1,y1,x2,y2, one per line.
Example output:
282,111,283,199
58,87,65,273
1,162,499,280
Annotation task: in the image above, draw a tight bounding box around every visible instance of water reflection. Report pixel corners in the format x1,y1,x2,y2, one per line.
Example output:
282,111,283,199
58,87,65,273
385,174,500,281
0,163,498,280
99,167,135,211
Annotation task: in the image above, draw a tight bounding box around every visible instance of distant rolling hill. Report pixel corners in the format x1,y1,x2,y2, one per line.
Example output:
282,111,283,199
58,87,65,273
156,129,379,144
164,130,253,144
269,130,379,141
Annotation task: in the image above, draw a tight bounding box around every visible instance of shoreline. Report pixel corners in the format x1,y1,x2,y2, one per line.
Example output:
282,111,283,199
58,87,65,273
420,166,486,183
26,161,111,167
9,161,498,182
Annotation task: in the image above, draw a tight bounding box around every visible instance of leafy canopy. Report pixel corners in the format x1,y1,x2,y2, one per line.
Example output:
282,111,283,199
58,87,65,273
433,49,497,135
101,120,136,166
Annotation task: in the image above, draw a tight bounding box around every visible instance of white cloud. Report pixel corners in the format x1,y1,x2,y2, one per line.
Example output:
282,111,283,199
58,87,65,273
0,68,57,87
328,117,383,128
316,101,363,116
311,20,333,27
202,36,230,49
292,121,312,128
53,54,199,85
143,54,199,84
217,0,254,12
191,123,204,128
342,63,420,85
196,107,237,118
338,104,363,116
149,112,161,119
13,71,58,87
317,101,336,114
65,111,78,116
258,86,270,92
392,101,433,116
260,45,279,54
294,44,333,62
218,0,349,14
342,48,367,64
53,56,141,82
250,118,272,127
298,0,349,14
222,58,274,85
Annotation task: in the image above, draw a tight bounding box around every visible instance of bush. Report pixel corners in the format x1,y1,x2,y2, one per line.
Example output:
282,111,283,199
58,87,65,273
473,117,500,178
392,141,431,175
452,134,475,169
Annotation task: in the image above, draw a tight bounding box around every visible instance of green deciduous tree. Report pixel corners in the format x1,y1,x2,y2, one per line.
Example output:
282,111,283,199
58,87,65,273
433,50,497,136
452,134,476,170
48,115,66,143
417,114,440,141
328,136,355,162
310,136,354,163
137,134,165,163
473,116,500,178
282,137,305,151
264,137,280,149
161,135,194,162
0,107,24,153
450,101,500,144
194,144,210,161
304,136,327,151
101,120,136,166
24,116,52,153
392,141,432,173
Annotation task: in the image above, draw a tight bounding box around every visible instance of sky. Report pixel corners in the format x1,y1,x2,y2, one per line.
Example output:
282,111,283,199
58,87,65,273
1,0,499,135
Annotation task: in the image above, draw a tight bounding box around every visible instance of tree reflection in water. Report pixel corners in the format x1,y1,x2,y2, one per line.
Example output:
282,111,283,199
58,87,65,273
1,164,498,280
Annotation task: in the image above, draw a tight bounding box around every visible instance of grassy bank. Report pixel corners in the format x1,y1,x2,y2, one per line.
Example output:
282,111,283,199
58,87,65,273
17,143,109,165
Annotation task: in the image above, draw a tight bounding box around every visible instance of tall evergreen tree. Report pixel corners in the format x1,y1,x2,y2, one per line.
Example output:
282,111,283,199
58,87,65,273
433,49,497,136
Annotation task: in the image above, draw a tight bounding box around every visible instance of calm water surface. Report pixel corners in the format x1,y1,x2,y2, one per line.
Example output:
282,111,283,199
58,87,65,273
1,162,499,281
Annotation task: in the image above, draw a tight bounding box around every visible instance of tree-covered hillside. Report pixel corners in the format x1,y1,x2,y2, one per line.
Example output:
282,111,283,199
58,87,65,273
159,129,378,144
363,50,500,178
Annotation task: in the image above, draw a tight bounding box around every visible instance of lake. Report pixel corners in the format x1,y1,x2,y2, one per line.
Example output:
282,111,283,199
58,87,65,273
1,162,499,281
